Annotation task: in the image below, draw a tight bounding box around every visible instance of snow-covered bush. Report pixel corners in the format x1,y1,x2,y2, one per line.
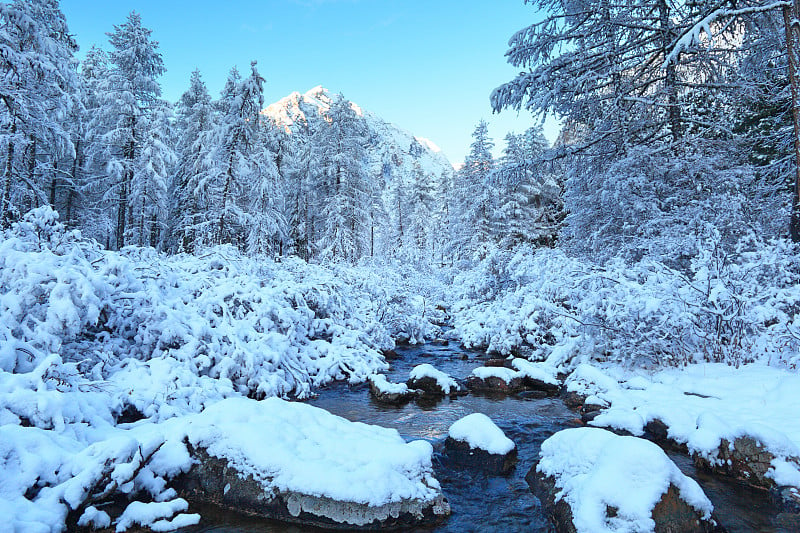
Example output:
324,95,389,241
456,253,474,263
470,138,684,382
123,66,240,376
1,207,445,419
0,206,448,531
452,238,800,369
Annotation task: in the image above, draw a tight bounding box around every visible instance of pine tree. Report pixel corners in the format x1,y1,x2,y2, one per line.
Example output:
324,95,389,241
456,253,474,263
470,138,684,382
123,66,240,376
451,120,495,260
168,69,216,252
209,63,267,248
407,161,435,261
0,0,78,222
313,93,370,262
98,11,165,249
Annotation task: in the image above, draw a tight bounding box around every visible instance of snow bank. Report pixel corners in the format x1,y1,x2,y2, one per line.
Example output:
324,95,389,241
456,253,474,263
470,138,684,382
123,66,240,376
566,363,800,488
183,397,441,507
448,413,515,455
537,427,712,533
409,364,459,394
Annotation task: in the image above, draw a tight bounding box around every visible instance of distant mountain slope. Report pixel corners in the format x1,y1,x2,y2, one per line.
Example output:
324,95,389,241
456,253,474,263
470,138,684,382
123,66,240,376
262,86,455,185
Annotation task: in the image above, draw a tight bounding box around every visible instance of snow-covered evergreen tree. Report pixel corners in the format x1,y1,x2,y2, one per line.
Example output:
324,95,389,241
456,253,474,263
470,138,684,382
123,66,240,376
96,11,165,249
167,69,217,252
0,0,78,222
451,120,495,261
313,94,370,262
492,127,561,248
207,63,269,248
407,161,435,260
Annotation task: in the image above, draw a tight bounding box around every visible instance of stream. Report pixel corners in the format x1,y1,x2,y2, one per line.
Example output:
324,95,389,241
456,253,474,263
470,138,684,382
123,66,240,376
183,342,789,532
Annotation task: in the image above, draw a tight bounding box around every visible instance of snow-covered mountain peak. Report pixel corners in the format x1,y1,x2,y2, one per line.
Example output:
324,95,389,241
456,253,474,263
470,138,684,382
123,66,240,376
262,88,454,179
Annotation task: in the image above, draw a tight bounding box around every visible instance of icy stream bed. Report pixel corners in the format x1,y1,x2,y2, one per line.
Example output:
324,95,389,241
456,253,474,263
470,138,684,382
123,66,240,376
181,342,786,533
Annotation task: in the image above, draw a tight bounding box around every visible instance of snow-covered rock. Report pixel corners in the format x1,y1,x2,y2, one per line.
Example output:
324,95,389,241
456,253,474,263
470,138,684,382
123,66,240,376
174,397,450,529
529,427,718,533
368,374,416,405
466,359,561,396
567,363,800,492
445,413,517,476
407,364,460,397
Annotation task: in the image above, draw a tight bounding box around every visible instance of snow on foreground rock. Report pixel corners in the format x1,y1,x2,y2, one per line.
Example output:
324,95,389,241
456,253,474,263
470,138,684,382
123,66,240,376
0,396,450,531
448,413,515,455
368,373,416,404
532,427,715,533
171,397,450,528
567,363,800,490
445,414,517,476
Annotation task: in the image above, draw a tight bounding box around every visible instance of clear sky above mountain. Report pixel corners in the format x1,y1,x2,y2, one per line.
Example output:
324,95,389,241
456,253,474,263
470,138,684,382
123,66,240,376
61,0,556,164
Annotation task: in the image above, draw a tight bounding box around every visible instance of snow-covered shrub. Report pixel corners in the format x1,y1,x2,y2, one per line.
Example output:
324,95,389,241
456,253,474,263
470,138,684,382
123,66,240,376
452,238,800,369
0,207,449,531
1,212,446,420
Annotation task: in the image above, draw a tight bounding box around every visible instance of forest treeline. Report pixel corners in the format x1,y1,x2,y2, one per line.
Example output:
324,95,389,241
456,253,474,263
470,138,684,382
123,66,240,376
0,2,563,265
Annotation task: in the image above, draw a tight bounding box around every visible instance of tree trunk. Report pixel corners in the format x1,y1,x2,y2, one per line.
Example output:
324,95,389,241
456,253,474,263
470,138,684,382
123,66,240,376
117,130,136,250
1,121,17,221
784,3,800,241
65,138,81,227
657,0,682,143
49,161,58,207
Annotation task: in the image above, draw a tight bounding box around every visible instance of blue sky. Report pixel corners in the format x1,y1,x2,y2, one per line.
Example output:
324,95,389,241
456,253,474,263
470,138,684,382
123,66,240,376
61,0,556,164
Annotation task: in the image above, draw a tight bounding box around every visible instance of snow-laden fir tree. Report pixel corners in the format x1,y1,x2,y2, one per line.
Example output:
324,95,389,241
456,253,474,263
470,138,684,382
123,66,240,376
131,101,174,248
167,69,216,252
94,11,165,249
246,114,285,256
407,160,435,261
450,120,495,261
312,93,371,262
0,0,78,223
207,63,269,248
491,127,562,249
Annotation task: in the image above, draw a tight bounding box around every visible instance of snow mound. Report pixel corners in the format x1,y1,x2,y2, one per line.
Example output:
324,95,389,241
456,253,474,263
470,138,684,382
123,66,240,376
368,374,409,395
538,427,713,533
184,397,441,507
409,364,459,394
470,366,518,382
448,413,515,455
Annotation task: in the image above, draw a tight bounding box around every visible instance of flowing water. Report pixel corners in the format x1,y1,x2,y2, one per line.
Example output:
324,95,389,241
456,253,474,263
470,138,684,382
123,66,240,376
182,342,789,532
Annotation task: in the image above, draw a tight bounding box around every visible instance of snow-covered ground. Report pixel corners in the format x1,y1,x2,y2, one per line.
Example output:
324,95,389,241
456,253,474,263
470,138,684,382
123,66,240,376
567,362,800,487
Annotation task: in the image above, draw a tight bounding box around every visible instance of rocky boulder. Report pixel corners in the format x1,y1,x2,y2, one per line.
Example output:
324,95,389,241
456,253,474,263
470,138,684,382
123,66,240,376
368,374,417,405
694,435,800,491
445,413,517,476
529,427,722,533
173,397,450,530
176,447,449,530
407,364,460,398
465,359,561,397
